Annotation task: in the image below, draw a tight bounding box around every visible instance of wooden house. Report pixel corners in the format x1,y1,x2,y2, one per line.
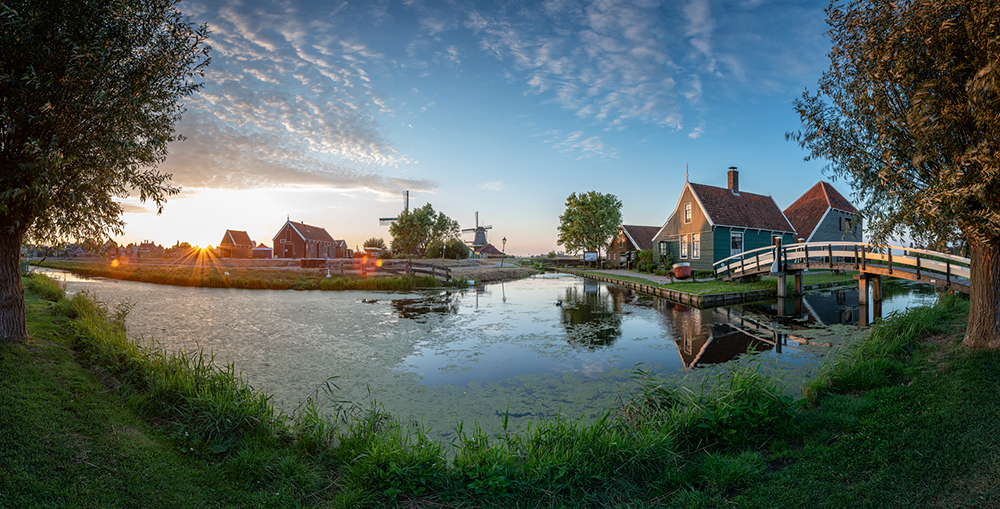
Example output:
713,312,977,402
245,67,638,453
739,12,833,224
252,243,273,259
218,229,254,258
783,181,862,243
652,169,796,271
607,224,660,267
332,239,349,259
272,220,336,259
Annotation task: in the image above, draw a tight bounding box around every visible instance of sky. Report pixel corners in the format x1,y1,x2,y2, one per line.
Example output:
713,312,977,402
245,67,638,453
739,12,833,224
117,0,845,256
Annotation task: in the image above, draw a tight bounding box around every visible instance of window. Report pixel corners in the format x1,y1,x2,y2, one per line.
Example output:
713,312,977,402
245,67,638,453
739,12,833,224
658,241,668,256
730,231,744,256
692,233,700,259
680,235,688,258
684,203,692,223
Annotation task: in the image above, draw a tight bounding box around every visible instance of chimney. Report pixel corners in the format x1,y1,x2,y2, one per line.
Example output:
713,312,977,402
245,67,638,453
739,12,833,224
727,166,739,194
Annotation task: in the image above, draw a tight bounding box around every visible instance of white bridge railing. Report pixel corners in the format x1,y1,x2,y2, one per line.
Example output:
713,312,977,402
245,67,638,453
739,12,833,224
714,242,971,286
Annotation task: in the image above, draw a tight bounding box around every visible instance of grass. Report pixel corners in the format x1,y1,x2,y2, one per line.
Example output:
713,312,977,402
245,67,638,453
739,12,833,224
34,259,452,291
4,273,997,507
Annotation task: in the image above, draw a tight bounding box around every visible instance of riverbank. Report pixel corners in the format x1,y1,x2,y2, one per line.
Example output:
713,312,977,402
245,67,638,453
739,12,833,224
30,256,534,291
4,275,995,507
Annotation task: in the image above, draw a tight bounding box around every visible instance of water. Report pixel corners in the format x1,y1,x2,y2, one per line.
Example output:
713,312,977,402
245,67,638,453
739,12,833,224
38,269,937,440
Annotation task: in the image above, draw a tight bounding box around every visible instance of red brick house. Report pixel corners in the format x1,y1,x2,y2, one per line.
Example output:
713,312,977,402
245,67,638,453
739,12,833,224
218,229,254,258
272,220,336,259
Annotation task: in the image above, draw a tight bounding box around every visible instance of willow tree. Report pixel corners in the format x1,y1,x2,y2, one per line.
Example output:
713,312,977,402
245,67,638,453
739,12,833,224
790,0,1000,348
0,0,210,342
557,191,623,258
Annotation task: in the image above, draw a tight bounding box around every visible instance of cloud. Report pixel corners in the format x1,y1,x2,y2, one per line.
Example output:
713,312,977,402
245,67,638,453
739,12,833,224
538,130,619,159
119,203,153,214
478,180,507,191
170,0,421,197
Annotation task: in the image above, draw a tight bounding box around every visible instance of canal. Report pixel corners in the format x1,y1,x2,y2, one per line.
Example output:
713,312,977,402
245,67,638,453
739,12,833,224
39,269,937,441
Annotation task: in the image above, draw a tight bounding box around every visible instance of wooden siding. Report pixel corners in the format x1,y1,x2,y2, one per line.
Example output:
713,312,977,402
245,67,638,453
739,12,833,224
810,210,863,243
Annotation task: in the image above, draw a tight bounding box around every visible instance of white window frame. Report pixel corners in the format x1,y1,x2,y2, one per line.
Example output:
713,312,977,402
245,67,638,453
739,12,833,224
731,231,744,256
692,233,701,259
680,234,688,259
684,203,692,224
658,241,668,256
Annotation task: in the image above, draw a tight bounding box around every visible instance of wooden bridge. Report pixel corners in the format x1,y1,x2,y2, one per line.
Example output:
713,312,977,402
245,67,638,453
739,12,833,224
713,242,971,298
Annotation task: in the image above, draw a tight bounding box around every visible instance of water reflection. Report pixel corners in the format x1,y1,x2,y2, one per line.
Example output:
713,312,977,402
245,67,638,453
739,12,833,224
559,286,622,349
390,292,459,322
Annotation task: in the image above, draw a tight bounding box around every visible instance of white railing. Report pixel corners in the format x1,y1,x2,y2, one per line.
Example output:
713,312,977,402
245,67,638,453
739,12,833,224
714,242,970,285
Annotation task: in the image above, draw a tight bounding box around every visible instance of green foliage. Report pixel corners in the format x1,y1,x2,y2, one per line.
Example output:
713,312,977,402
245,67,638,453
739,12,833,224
426,237,470,259
388,204,460,257
556,191,623,256
790,0,1000,248
21,273,65,302
0,0,210,244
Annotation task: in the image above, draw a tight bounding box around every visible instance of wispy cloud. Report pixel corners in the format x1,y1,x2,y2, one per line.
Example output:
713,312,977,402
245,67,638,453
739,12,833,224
538,130,619,159
478,180,507,191
170,0,421,197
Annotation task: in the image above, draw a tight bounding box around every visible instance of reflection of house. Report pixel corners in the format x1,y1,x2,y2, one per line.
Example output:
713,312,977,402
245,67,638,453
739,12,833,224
607,224,660,267
272,220,336,259
652,168,796,271
666,304,770,369
218,230,254,258
784,181,862,243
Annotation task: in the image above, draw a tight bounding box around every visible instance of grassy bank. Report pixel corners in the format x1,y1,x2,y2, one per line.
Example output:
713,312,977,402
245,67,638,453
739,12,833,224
4,274,996,507
33,259,453,291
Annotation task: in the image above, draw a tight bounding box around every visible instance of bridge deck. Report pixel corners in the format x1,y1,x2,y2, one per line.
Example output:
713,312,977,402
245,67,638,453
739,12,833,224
714,242,970,294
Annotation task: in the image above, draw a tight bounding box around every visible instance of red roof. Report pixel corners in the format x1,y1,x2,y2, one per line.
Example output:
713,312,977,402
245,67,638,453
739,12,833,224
476,243,504,256
689,182,794,233
621,225,660,251
221,229,253,247
275,220,336,244
783,182,856,241
254,243,270,249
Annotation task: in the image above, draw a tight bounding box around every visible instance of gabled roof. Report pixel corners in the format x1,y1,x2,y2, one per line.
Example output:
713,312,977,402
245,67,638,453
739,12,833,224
476,243,504,256
620,225,660,251
783,181,856,241
222,229,253,247
273,220,336,244
254,243,271,250
332,239,347,248
688,182,795,233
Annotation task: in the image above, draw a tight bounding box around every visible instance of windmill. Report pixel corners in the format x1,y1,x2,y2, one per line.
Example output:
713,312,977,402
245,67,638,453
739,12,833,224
462,212,492,251
378,190,410,226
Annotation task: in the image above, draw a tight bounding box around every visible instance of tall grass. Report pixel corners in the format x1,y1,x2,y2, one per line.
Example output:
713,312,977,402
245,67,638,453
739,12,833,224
804,292,968,402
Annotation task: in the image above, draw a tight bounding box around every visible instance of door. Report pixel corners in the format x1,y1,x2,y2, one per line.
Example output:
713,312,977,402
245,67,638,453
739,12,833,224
730,231,744,257
284,243,294,258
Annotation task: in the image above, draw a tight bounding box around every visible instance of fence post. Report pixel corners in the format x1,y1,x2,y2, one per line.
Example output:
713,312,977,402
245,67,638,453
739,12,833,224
804,244,809,268
828,244,834,268
946,259,951,285
854,245,859,269
888,249,893,274
915,253,921,280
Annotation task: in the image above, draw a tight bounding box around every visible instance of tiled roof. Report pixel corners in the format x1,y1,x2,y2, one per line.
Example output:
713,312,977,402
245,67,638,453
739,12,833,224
286,221,336,243
621,225,660,251
689,182,794,233
222,230,253,247
254,243,270,249
783,181,856,240
477,243,504,255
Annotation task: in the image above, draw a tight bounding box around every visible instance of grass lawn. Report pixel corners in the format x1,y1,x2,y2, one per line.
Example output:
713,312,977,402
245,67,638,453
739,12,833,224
576,269,856,295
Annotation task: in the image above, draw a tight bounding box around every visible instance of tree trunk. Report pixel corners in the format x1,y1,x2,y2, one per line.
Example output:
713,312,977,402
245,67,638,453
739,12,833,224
962,238,1000,349
0,228,27,343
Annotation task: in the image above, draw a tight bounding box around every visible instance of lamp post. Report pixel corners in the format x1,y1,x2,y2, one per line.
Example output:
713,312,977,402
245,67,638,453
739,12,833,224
501,237,507,267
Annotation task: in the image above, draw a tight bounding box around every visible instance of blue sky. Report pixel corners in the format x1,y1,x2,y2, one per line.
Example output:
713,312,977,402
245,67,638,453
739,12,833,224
119,0,845,255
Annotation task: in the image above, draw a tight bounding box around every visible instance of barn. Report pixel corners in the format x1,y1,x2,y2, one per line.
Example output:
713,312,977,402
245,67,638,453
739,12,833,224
272,220,337,259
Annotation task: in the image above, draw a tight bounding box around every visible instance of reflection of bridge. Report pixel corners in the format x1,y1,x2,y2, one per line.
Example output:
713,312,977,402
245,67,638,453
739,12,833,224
714,242,971,301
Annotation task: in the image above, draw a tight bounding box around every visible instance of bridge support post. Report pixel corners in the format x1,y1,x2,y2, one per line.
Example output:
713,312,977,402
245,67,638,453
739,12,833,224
854,273,882,324
794,273,803,294
776,273,787,298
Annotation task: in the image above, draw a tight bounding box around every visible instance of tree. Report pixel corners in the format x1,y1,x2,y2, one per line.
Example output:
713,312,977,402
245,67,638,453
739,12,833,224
388,204,460,258
790,0,1000,348
556,191,623,258
363,237,389,257
427,238,471,259
0,0,210,342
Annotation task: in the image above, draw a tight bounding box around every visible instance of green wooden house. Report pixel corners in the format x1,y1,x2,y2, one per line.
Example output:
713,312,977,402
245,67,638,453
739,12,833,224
651,169,796,272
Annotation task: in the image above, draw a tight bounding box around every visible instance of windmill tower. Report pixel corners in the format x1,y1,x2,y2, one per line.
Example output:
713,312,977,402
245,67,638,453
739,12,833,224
378,190,409,226
462,212,492,252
